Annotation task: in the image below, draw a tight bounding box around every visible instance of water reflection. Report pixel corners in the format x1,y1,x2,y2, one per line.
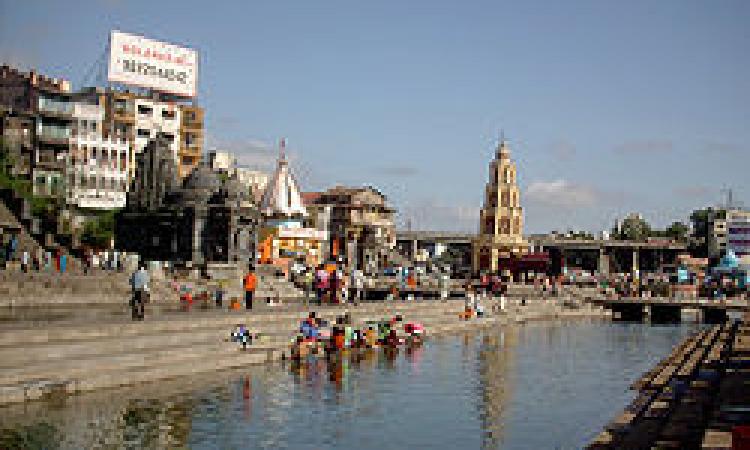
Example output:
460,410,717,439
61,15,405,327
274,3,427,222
477,329,517,449
0,322,700,450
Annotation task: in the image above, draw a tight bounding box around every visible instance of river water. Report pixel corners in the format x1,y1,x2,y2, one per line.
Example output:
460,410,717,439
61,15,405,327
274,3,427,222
0,321,700,450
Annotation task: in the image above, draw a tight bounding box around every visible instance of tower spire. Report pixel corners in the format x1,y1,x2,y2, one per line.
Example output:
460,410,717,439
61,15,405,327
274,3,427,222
279,138,287,162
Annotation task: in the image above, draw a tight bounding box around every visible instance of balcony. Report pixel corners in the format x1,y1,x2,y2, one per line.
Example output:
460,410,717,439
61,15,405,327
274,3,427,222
37,126,71,145
38,97,73,117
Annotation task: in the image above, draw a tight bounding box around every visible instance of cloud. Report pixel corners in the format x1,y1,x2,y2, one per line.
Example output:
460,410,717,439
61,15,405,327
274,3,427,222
526,179,600,208
373,165,418,177
549,140,576,161
614,139,673,154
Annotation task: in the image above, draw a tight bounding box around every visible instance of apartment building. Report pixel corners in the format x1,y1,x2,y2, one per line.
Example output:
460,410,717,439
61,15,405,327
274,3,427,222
102,91,203,180
1,66,204,209
726,209,750,265
179,105,203,177
67,89,131,209
0,65,73,196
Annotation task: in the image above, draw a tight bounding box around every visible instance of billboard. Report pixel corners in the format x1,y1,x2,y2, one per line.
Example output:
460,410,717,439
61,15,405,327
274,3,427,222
108,30,198,98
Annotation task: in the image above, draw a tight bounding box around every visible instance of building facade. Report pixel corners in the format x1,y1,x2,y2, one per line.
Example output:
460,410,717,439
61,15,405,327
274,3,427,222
103,91,203,181
66,89,131,209
309,185,396,272
472,139,529,274
726,209,750,266
1,65,204,210
691,207,729,260
0,65,73,196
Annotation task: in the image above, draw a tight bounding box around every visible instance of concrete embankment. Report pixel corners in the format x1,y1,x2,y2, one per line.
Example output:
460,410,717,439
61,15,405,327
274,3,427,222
0,298,608,407
588,311,750,449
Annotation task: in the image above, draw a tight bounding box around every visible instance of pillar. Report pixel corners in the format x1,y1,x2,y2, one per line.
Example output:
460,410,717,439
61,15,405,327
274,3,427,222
643,304,651,323
192,212,206,265
632,249,639,279
411,239,418,261
681,307,704,323
598,247,610,276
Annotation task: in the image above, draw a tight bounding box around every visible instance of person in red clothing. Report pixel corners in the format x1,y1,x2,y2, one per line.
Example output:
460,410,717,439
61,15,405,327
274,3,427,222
243,266,257,310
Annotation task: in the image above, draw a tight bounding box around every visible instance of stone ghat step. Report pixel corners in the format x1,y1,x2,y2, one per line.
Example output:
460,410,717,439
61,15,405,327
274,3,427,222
0,311,485,406
0,311,483,387
0,346,280,406
0,341,283,386
0,308,465,367
0,301,466,346
0,301,466,347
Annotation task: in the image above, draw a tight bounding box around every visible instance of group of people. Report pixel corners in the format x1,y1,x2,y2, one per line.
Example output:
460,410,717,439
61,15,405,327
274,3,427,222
83,249,127,273
10,247,68,274
289,312,424,360
295,263,365,305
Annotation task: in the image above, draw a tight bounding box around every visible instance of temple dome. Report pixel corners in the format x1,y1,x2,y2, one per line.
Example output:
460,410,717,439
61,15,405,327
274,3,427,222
181,165,220,201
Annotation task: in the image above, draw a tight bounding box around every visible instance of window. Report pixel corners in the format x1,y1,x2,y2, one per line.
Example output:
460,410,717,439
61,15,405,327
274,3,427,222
115,99,127,112
138,105,153,115
90,121,97,132
162,109,176,119
158,132,175,142
137,129,150,138
185,133,194,146
91,147,98,160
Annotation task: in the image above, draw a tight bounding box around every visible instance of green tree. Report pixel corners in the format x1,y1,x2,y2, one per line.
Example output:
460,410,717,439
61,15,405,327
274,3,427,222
80,210,116,248
617,214,651,241
664,221,689,242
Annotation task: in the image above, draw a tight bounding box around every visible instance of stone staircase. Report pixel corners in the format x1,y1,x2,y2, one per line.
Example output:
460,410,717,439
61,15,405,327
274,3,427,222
0,196,42,256
0,191,82,269
255,264,306,301
0,300,470,405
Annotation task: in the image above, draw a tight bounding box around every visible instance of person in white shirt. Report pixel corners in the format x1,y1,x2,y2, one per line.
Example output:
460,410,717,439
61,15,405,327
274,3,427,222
350,269,365,304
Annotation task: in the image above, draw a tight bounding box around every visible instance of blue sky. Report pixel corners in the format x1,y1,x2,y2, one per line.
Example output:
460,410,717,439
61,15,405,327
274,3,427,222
1,0,747,233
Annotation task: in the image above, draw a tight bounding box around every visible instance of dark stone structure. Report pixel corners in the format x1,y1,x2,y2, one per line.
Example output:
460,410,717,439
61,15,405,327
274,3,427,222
116,137,258,265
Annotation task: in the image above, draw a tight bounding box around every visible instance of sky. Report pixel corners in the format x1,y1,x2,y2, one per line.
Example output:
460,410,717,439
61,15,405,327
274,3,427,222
1,0,748,234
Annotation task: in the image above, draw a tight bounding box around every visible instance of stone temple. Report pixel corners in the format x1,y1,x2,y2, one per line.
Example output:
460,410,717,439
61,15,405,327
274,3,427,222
472,138,529,273
115,137,259,266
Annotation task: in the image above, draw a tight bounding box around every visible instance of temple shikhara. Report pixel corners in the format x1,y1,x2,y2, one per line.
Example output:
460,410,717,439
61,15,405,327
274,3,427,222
472,137,530,274
257,139,327,268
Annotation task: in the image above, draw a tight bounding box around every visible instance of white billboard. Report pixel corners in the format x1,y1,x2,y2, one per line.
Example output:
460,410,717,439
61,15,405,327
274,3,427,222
108,30,198,98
